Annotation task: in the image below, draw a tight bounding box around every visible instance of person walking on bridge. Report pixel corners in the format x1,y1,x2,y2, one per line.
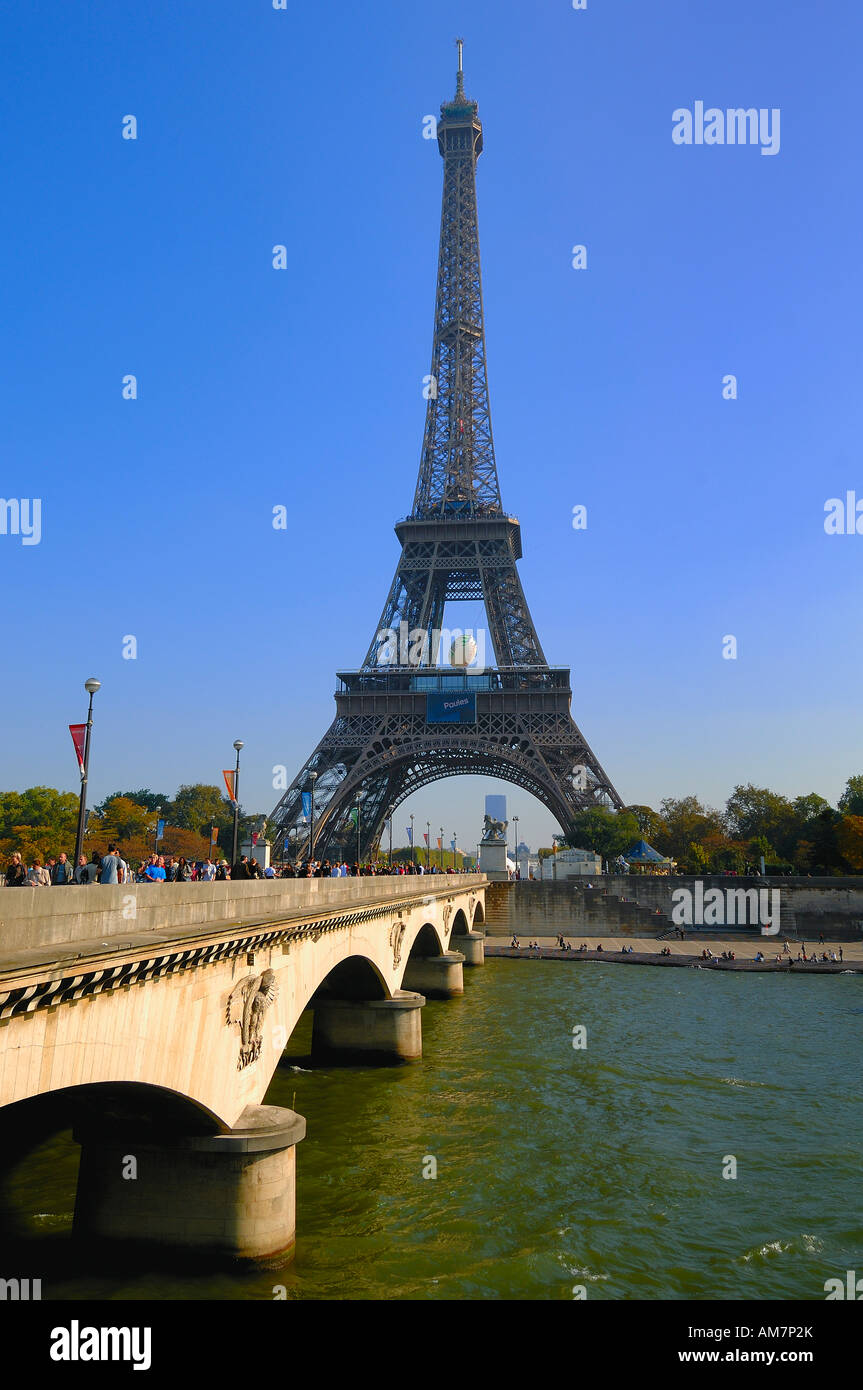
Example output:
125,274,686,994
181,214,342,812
27,857,51,887
5,852,27,887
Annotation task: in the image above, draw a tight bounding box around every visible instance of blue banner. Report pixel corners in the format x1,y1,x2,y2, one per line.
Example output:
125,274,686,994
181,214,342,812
156,818,165,840
301,792,311,819
406,826,413,844
450,839,456,852
426,691,476,724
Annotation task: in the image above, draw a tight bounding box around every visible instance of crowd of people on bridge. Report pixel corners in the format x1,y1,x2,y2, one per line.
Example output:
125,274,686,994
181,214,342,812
3,848,471,887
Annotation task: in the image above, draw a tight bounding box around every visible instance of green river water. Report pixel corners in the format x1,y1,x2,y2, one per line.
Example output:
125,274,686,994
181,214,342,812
3,960,862,1301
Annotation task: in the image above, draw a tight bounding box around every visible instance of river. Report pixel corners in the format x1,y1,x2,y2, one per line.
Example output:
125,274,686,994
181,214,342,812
3,960,861,1300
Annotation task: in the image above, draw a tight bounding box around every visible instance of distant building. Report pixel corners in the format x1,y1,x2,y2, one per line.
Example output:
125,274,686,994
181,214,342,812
540,847,602,880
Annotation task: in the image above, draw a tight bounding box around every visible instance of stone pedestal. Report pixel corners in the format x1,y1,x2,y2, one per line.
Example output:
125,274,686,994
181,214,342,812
479,838,509,881
311,990,425,1063
401,950,465,998
455,931,485,966
73,1104,305,1263
241,838,271,869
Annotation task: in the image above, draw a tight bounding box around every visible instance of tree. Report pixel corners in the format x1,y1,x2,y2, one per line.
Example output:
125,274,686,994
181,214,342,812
839,776,863,818
167,784,234,837
566,808,640,861
622,804,666,844
96,788,171,815
836,815,863,872
656,796,726,865
725,785,795,846
0,787,79,860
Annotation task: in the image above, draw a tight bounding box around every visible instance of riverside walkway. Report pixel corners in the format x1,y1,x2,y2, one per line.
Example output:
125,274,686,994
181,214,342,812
486,936,863,974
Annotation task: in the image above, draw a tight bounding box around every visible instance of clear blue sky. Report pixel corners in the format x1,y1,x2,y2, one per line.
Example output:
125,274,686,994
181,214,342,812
2,0,861,853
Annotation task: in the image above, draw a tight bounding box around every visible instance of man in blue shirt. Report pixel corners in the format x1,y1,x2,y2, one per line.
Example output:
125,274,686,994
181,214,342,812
143,855,166,883
100,844,124,884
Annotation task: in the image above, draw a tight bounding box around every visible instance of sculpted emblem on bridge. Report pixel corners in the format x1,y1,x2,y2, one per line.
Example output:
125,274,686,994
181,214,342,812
389,922,406,969
226,970,278,1070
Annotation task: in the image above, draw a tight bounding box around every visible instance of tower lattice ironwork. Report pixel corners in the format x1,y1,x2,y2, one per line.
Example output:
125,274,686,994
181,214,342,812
269,43,623,862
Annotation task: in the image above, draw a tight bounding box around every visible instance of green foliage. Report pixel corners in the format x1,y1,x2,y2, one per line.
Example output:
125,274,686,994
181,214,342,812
838,775,863,818
95,788,170,815
565,807,640,860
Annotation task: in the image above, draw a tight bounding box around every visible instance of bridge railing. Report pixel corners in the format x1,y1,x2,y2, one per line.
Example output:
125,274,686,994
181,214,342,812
0,874,487,956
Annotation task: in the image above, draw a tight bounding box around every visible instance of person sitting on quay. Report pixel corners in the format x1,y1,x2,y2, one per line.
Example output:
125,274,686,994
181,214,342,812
660,946,671,957
595,943,603,952
754,951,764,962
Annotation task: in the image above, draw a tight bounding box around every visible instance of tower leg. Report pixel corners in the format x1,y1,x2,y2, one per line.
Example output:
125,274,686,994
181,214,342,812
73,1105,305,1262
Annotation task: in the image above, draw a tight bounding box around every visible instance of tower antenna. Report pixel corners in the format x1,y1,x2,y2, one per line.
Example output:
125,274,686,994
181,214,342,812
455,37,465,99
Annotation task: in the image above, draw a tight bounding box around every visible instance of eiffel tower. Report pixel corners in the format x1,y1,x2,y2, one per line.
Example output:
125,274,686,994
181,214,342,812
270,42,623,862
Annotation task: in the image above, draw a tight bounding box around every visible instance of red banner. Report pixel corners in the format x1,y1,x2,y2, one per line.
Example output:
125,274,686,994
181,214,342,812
251,832,259,846
223,770,237,802
69,724,86,772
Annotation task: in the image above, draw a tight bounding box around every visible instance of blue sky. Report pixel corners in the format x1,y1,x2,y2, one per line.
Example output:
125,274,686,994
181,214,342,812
1,0,861,853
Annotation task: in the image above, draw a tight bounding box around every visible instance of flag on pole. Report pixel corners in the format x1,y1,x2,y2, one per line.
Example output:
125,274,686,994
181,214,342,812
69,724,86,776
406,826,413,844
223,770,237,803
437,837,442,850
211,826,218,845
156,818,165,841
423,832,429,845
301,791,311,820
251,832,259,847
349,808,358,827
450,838,456,852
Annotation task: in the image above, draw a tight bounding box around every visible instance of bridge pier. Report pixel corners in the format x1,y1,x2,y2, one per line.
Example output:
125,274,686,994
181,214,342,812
401,949,465,998
311,990,425,1063
73,1104,306,1263
455,932,485,966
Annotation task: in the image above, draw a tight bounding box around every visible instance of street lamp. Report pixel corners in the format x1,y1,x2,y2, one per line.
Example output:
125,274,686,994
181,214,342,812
410,813,415,866
453,832,458,870
440,825,444,871
354,789,365,868
73,677,101,871
230,739,244,865
513,815,519,876
387,805,395,865
426,820,431,870
308,770,318,864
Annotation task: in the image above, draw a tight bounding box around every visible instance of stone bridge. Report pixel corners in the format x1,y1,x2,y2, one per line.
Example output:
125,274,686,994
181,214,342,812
0,875,486,1263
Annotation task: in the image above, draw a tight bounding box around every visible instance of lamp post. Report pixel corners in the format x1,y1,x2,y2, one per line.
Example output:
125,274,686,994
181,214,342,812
230,739,243,865
73,677,101,872
153,803,161,855
387,805,394,865
355,789,364,867
513,815,519,876
426,820,431,870
453,832,458,870
410,813,415,866
308,770,318,864
440,825,444,871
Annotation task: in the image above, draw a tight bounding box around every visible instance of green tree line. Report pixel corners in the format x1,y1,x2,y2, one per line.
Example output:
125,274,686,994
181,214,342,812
0,784,266,866
565,776,863,874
